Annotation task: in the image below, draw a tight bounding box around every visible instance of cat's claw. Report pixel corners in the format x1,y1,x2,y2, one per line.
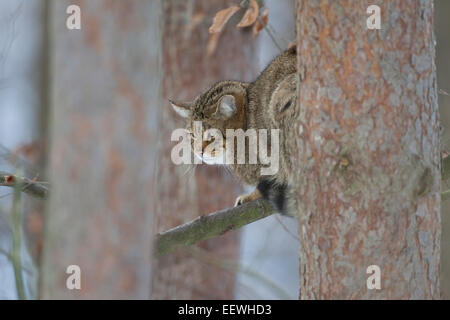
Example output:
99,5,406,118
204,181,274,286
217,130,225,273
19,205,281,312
234,194,250,207
234,189,262,207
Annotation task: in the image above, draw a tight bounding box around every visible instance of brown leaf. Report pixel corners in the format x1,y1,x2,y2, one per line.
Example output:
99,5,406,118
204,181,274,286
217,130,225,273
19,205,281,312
260,7,269,24
206,32,221,57
237,0,259,28
252,8,269,37
209,5,241,34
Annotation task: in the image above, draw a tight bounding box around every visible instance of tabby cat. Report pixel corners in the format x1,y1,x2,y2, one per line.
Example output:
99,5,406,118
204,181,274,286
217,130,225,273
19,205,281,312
170,47,297,214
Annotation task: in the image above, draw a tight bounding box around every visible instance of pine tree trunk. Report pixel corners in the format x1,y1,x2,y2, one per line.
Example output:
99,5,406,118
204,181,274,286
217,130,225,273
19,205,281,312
40,0,163,299
293,0,440,299
151,0,256,299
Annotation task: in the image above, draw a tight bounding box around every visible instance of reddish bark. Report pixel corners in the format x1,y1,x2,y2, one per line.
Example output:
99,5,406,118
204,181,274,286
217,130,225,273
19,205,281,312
292,0,440,299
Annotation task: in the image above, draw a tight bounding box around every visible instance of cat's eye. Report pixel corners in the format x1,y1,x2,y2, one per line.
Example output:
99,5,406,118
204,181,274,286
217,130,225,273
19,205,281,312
281,101,292,113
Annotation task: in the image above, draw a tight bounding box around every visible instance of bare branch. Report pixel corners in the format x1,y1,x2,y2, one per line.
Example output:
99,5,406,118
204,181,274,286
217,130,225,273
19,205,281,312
11,176,26,300
154,199,276,257
0,171,48,199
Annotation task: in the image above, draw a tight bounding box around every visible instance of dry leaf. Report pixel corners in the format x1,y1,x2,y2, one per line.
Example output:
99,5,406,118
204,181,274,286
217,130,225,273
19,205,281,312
252,8,269,37
209,5,240,34
237,0,259,28
260,7,269,24
206,32,221,57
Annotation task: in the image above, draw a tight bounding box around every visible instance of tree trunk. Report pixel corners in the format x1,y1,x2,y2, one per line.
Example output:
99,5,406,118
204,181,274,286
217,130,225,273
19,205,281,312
40,0,163,299
151,0,256,299
293,0,440,299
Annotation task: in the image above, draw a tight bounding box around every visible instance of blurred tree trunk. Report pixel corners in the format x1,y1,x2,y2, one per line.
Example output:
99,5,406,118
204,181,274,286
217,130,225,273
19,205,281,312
292,0,440,299
40,0,163,299
24,0,48,267
151,0,256,299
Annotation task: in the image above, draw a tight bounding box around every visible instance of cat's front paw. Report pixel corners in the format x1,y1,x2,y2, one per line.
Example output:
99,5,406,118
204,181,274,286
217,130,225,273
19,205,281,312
234,189,262,207
234,194,251,207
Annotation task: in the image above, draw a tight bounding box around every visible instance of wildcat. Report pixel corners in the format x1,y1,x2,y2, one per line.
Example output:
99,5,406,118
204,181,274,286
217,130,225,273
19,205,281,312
170,47,297,215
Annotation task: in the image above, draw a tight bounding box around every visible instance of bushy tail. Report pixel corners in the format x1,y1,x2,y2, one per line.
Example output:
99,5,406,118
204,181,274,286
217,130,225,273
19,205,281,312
257,179,293,216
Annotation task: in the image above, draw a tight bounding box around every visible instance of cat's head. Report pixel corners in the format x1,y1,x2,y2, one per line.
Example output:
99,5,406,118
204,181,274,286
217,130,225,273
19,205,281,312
170,81,248,164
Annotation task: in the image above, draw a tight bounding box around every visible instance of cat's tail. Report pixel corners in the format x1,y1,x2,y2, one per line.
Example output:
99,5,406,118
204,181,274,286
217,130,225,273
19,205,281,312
257,179,295,217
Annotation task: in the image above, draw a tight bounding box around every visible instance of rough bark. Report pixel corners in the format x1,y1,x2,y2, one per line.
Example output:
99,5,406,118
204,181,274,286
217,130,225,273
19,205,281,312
293,0,440,299
151,0,257,299
40,0,163,299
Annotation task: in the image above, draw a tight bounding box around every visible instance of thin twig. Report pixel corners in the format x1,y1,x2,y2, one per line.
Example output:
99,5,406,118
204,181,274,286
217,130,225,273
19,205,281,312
259,16,283,53
274,214,299,241
0,247,11,259
187,246,293,299
0,171,48,199
439,88,449,96
0,246,34,276
11,174,26,300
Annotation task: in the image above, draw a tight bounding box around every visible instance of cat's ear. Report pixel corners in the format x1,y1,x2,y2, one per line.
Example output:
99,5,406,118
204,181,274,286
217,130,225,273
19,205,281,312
170,99,192,118
215,95,237,119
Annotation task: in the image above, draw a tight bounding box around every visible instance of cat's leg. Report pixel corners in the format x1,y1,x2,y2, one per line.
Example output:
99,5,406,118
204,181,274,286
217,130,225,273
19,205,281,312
234,188,262,206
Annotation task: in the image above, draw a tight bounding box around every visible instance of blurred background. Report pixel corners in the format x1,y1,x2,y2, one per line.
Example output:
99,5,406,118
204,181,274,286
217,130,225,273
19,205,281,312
0,0,448,299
